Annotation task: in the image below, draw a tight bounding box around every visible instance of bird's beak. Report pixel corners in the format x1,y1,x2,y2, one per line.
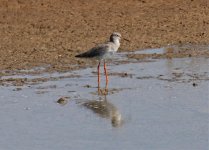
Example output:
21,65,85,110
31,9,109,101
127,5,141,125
123,38,130,42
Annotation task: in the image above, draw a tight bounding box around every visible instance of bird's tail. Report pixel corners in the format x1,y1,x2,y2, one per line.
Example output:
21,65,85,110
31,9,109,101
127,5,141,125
75,53,85,57
75,51,90,58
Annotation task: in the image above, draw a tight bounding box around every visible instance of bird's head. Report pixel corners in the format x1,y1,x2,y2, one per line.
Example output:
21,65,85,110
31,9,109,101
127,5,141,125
110,32,121,44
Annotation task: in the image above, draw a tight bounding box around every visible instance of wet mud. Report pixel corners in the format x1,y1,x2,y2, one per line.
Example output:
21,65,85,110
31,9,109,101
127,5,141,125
128,44,209,60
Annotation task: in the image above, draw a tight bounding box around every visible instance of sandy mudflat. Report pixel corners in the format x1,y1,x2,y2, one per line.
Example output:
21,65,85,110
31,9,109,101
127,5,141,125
0,0,208,73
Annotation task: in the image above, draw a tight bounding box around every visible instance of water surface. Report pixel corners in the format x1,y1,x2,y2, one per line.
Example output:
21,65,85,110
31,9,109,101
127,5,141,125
0,49,208,150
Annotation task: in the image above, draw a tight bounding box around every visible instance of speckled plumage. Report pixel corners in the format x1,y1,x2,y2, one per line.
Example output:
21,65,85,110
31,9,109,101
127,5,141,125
75,32,121,60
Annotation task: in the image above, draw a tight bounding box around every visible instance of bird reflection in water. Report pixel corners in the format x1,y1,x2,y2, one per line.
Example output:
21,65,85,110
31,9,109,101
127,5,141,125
82,95,123,127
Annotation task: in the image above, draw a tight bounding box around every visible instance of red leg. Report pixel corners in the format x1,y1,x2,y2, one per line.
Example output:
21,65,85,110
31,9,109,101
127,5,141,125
104,60,108,92
97,62,100,93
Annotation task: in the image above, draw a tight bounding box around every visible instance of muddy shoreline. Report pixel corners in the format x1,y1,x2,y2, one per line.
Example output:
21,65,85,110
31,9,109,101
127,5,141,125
0,0,209,74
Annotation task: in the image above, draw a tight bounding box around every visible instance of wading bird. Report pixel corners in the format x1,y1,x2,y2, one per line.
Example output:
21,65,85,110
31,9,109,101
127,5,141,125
75,32,121,94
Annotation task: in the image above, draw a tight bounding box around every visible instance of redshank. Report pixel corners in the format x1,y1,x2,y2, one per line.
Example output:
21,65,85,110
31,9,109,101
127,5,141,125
75,32,121,94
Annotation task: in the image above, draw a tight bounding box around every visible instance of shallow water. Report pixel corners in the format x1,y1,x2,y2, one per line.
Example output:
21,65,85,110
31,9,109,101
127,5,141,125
0,50,208,150
134,47,164,54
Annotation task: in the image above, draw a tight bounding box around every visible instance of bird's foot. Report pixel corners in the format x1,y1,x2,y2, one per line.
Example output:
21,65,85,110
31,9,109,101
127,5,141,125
98,87,101,95
97,88,108,95
104,88,108,95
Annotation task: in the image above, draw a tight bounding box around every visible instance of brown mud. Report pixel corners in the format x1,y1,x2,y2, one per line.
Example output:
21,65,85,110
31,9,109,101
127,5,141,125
0,0,209,75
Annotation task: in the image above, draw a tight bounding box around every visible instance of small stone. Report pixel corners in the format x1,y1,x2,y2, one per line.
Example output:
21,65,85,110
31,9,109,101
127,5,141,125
122,72,128,77
13,87,22,91
84,84,91,88
192,83,198,87
24,107,31,110
57,97,68,105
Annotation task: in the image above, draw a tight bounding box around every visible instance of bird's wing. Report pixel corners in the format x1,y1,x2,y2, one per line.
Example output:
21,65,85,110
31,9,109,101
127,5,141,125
75,44,109,58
